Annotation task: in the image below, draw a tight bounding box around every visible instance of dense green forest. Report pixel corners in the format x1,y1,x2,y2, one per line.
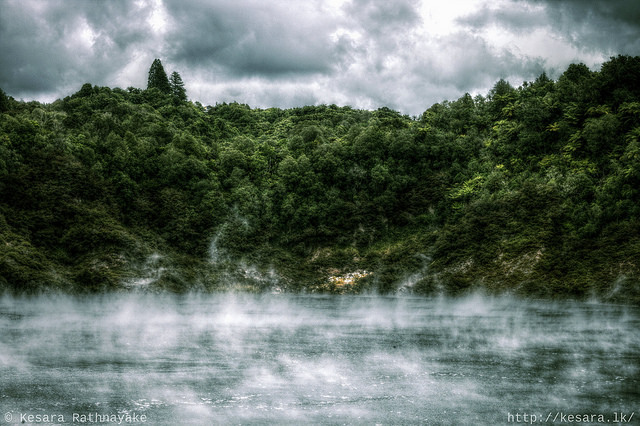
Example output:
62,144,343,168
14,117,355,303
1,56,639,302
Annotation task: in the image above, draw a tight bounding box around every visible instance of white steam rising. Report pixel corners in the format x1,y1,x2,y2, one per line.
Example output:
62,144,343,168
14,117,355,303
0,293,638,424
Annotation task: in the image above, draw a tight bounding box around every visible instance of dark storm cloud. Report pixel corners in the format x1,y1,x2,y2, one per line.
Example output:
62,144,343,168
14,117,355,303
340,0,422,69
345,0,421,34
457,4,548,34
460,0,640,55
332,1,546,114
1,0,639,115
163,0,349,77
533,0,640,31
0,0,155,98
536,0,640,54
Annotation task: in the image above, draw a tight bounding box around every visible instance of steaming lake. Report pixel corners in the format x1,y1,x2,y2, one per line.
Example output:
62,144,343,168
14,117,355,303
1,293,638,425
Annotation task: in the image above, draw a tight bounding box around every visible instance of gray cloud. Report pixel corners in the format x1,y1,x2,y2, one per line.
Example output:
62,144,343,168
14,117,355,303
164,0,348,77
414,32,546,91
541,0,640,54
330,30,547,115
1,0,639,115
0,0,157,98
457,3,548,34
535,0,640,30
345,0,421,35
460,0,640,55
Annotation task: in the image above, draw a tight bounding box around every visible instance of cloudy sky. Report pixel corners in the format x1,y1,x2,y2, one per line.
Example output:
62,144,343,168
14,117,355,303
1,0,639,116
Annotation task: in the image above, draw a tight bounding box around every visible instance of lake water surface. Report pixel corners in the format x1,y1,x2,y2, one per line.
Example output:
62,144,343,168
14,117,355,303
1,293,638,425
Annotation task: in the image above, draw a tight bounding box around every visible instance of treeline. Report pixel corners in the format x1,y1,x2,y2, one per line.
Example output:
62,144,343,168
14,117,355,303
0,56,639,301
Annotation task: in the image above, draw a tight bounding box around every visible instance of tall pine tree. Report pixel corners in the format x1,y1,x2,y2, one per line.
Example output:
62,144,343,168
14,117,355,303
169,71,187,101
0,88,10,112
147,59,171,94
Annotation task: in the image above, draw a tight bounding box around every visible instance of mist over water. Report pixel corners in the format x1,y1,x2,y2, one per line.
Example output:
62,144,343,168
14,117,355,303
1,293,638,425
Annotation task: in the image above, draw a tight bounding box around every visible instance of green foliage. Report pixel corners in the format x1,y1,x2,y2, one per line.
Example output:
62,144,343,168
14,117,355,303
147,59,171,94
169,71,187,101
0,87,11,113
1,56,639,301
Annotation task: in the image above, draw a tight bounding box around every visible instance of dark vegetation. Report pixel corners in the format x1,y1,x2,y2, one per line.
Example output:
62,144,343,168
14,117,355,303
1,56,639,302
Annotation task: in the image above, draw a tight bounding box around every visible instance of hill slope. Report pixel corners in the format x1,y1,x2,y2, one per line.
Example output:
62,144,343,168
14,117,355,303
1,56,639,301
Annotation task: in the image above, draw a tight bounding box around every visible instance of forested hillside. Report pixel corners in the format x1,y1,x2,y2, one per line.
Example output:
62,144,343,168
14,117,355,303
1,56,639,301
